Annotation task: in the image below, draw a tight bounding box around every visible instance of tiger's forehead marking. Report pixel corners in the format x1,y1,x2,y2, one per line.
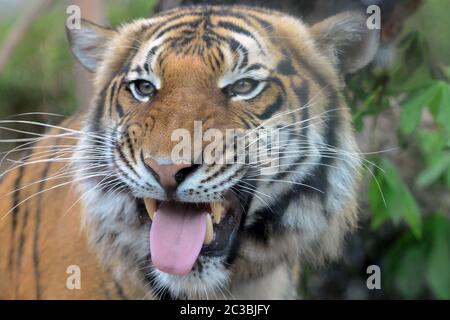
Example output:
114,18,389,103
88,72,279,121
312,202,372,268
125,13,277,89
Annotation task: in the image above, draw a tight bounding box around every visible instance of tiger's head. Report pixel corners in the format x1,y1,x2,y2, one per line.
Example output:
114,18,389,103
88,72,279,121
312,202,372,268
67,6,378,299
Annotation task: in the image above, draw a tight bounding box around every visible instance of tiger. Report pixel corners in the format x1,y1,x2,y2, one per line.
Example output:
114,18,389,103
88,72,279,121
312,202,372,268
0,5,378,299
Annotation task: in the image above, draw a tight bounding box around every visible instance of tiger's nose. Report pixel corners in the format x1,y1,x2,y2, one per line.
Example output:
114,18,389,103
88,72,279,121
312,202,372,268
143,158,196,191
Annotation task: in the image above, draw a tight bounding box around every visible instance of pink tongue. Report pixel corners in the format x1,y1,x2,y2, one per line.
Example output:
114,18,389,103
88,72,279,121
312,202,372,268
150,202,206,276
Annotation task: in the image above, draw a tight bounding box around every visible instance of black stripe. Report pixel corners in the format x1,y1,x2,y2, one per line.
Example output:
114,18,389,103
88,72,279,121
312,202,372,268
101,281,112,299
259,94,284,120
277,59,296,76
272,83,310,181
15,204,29,293
242,110,260,127
239,115,252,130
115,103,124,118
8,162,27,272
267,76,287,95
224,176,256,267
108,80,118,118
90,87,108,133
217,47,225,62
133,65,144,74
323,92,339,152
113,279,128,300
245,63,268,73
245,184,302,243
145,45,159,68
285,48,342,205
278,97,339,206
117,146,140,178
150,11,205,34
228,38,249,71
208,52,218,71
154,20,202,41
245,12,275,31
115,164,146,192
217,21,262,49
246,85,341,240
32,119,77,299
126,134,136,163
296,82,310,138
314,91,340,207
33,157,52,299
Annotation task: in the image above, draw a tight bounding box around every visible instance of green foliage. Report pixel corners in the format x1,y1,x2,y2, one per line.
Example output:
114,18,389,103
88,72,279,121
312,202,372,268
348,1,450,299
399,84,439,135
383,213,450,299
369,158,422,238
400,81,450,135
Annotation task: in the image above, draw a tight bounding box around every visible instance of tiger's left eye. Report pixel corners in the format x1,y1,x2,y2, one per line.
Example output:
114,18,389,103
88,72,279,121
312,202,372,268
227,78,259,96
129,80,156,102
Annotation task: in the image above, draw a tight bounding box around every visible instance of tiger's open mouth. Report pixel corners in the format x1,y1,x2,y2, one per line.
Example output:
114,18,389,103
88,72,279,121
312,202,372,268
137,193,243,276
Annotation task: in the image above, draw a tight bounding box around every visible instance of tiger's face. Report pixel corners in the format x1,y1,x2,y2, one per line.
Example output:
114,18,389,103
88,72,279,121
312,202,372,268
68,6,378,299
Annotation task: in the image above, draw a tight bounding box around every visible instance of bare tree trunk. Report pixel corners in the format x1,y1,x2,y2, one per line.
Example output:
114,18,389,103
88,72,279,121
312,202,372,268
71,0,106,110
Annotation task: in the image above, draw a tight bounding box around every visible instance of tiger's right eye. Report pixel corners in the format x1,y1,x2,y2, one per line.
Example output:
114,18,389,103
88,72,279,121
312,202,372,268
230,79,258,95
224,78,262,99
129,80,156,102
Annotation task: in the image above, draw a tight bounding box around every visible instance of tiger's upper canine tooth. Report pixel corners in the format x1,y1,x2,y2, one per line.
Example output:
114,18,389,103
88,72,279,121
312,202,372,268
144,198,156,220
210,202,222,224
204,214,214,245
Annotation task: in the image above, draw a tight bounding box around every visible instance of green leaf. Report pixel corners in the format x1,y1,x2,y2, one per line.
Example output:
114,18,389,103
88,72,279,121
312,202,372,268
401,188,423,238
417,129,447,155
416,153,450,188
395,245,427,299
369,172,390,229
369,159,403,229
383,214,450,299
369,158,423,237
425,215,450,299
429,82,450,131
445,168,450,188
400,84,440,134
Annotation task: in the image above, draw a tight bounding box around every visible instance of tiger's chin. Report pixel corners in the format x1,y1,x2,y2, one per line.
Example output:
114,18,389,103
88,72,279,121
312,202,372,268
151,256,231,299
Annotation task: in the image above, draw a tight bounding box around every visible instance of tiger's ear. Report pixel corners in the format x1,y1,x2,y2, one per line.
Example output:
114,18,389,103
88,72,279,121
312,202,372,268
66,20,117,72
310,11,380,74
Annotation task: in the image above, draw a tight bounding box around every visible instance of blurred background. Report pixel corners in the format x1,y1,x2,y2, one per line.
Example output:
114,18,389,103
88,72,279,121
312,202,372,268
0,0,449,299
